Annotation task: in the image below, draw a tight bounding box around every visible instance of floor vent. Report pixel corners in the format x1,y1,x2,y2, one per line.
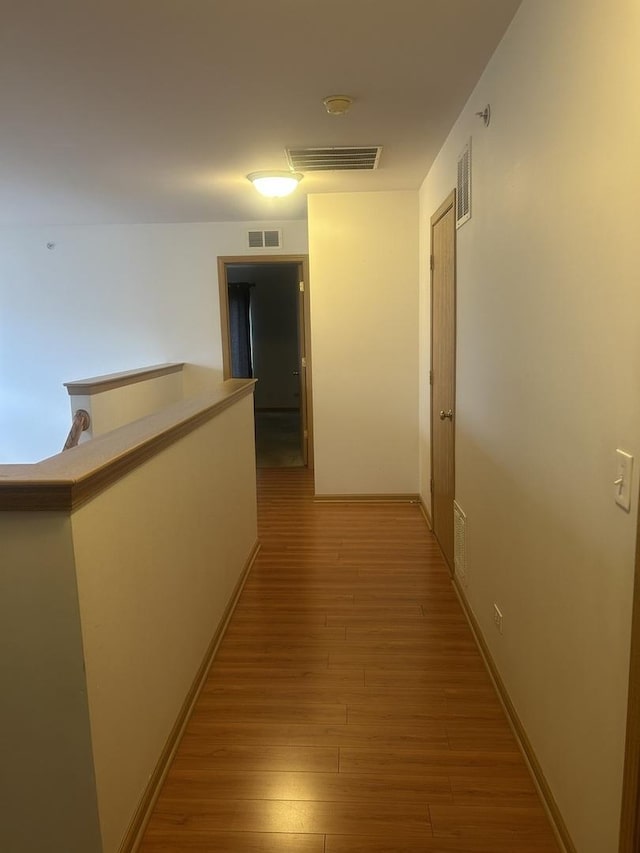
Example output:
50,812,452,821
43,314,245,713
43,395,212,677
286,146,382,172
453,500,468,586
456,139,471,228
247,229,282,249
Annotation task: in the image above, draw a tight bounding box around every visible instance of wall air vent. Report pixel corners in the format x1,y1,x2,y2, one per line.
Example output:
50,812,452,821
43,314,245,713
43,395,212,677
456,139,472,228
247,229,282,249
286,146,382,172
453,500,468,586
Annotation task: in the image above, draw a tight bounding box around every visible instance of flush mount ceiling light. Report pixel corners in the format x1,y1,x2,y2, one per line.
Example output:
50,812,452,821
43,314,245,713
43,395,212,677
247,170,303,198
323,95,353,116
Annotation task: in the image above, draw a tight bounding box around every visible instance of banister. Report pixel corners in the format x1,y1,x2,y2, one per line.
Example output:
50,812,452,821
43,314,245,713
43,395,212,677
0,379,256,512
64,362,184,396
63,409,91,451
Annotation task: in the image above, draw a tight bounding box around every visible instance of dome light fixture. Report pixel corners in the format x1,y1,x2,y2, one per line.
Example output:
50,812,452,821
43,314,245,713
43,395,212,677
323,95,353,116
247,170,303,198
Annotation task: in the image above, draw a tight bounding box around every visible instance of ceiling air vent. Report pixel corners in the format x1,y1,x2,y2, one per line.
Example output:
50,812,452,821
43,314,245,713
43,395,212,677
456,139,471,228
247,229,282,249
286,146,382,172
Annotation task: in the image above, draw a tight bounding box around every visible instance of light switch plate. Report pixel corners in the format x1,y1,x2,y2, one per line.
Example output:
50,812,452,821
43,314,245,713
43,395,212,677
615,449,634,512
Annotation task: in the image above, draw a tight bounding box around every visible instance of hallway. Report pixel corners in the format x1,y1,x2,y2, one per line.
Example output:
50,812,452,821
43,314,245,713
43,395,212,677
139,468,560,852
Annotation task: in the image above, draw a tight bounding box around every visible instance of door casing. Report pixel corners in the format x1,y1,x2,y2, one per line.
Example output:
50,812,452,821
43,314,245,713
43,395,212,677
619,499,640,852
430,191,457,573
217,254,314,469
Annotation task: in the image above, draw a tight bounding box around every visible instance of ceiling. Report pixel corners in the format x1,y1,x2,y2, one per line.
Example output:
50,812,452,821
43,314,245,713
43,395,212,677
0,0,521,226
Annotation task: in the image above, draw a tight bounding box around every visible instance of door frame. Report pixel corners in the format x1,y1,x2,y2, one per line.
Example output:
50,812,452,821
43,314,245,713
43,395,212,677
217,254,314,469
620,502,640,852
430,190,457,574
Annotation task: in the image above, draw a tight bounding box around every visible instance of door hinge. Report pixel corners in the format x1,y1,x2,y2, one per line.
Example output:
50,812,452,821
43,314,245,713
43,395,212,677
430,478,434,492
301,356,307,368
304,429,309,439
299,281,305,292
430,255,434,271
429,370,433,385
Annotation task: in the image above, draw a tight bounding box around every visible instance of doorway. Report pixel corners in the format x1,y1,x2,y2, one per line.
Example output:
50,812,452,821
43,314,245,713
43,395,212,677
430,191,457,572
218,255,313,469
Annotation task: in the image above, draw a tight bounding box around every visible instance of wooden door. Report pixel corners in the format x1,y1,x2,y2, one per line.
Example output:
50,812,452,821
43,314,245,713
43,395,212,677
297,271,309,466
430,192,456,572
619,501,640,853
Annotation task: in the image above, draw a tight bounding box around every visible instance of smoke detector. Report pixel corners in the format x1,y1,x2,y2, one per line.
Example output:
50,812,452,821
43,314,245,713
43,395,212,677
323,95,353,116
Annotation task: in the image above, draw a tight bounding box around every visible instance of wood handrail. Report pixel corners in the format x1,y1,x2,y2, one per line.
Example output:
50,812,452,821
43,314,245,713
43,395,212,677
63,409,91,451
0,379,256,512
64,363,184,397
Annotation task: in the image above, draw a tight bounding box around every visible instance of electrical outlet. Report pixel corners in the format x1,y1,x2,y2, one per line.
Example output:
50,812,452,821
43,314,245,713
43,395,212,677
493,603,503,634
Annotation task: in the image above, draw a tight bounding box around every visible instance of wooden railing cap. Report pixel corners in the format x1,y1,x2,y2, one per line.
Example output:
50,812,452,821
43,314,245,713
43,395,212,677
64,363,185,396
0,379,256,512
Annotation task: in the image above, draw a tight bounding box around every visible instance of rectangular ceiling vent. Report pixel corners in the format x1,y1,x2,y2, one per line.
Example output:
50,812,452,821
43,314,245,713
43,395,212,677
286,146,382,172
247,229,282,249
456,139,471,228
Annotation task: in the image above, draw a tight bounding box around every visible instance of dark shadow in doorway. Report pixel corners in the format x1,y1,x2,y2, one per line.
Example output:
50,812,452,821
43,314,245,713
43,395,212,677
255,410,303,468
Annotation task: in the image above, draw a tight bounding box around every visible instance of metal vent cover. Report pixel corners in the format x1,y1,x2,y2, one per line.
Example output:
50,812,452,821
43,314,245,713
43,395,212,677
286,146,382,172
247,229,282,249
453,500,467,585
456,139,471,228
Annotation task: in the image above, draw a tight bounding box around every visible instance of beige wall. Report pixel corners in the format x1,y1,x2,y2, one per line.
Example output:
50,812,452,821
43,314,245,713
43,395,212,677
1,390,257,853
70,393,257,852
308,191,419,495
419,1,640,850
0,513,102,852
69,369,184,440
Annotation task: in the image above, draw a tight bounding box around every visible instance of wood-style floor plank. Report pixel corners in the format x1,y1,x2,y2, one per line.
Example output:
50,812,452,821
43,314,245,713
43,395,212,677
325,836,557,853
180,720,451,750
139,468,560,852
140,831,325,852
148,797,432,836
171,743,339,772
158,769,453,804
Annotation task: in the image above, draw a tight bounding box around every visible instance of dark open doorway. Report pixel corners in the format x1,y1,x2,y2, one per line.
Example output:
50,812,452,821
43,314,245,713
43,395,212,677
218,256,313,469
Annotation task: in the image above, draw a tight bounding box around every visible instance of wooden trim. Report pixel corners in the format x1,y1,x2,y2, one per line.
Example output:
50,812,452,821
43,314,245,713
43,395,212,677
217,257,233,381
452,576,577,853
418,496,433,530
619,500,640,852
301,256,314,470
119,540,260,853
217,254,315,470
431,191,456,226
64,363,184,396
0,379,256,512
314,493,420,503
218,254,310,265
430,189,457,576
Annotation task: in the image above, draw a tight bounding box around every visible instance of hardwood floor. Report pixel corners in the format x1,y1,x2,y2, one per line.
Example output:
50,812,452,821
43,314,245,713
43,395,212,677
139,468,560,853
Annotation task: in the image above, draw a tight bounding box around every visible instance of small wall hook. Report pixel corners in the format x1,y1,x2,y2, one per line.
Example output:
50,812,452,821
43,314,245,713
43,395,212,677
46,242,56,250
475,104,491,127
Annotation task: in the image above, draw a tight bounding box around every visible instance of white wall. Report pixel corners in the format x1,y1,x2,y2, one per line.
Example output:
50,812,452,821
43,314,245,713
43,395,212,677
419,1,640,850
0,219,307,463
308,191,419,496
